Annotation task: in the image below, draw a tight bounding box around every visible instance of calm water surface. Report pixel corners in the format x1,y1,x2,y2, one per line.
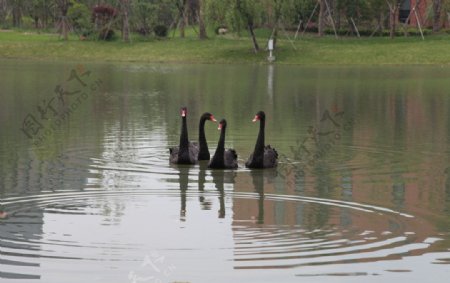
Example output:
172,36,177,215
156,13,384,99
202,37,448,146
1,60,450,282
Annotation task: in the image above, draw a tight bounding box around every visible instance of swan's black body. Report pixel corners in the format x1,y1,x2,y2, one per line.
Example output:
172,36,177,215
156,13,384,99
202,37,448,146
245,111,278,169
169,107,199,164
208,119,238,169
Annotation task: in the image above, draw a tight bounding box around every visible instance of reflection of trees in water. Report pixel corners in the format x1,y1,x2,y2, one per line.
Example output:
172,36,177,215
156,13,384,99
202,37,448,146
310,164,332,229
445,167,450,215
340,172,353,228
391,175,406,210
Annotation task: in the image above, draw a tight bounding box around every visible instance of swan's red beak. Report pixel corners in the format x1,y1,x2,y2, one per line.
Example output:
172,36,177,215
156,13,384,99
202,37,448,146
210,115,217,122
181,109,187,117
218,123,223,130
252,115,259,122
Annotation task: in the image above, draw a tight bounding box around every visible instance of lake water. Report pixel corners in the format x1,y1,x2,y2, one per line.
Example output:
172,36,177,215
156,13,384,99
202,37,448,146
1,60,450,283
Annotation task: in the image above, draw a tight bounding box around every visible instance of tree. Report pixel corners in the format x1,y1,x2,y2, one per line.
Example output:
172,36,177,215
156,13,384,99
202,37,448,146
175,0,189,37
92,4,118,40
11,0,24,27
198,0,207,39
266,0,282,49
67,1,91,35
366,0,386,34
236,0,261,52
28,0,45,28
56,0,71,40
336,0,371,36
386,0,402,38
204,0,228,28
133,0,156,35
120,0,130,42
318,0,325,36
0,0,8,26
433,0,442,32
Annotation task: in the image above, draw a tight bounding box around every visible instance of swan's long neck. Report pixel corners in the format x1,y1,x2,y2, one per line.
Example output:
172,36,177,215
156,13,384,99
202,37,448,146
254,118,265,157
211,126,226,166
180,116,189,152
199,117,208,152
217,125,226,155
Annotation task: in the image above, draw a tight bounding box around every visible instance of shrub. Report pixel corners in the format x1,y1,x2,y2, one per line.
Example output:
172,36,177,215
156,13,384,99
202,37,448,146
98,28,116,41
154,25,168,37
68,1,92,35
21,16,35,29
137,27,151,36
91,4,118,41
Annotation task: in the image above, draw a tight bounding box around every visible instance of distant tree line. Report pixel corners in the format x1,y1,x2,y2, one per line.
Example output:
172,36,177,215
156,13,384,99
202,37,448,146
0,1,449,49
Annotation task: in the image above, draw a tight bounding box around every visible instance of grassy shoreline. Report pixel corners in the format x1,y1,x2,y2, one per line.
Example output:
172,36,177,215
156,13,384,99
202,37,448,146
1,30,450,65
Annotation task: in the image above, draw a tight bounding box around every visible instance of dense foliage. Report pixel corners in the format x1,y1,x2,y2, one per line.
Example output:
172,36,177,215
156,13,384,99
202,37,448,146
0,0,449,45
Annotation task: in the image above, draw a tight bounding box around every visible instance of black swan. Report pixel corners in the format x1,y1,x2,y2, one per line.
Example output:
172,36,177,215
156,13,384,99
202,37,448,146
197,112,217,160
169,107,199,164
208,119,238,169
245,111,278,168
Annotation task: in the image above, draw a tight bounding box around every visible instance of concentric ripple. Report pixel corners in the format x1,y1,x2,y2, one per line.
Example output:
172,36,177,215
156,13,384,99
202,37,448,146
231,192,444,270
1,186,447,282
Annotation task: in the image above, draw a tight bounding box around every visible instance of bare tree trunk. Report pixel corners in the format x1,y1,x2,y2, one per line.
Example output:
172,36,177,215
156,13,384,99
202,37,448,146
12,5,22,27
43,4,48,29
318,0,325,36
272,25,278,49
389,9,395,38
380,12,385,30
248,22,259,53
388,2,398,39
63,21,68,40
433,0,442,32
0,0,6,25
179,20,185,37
57,0,70,40
122,10,130,42
179,0,188,38
198,0,207,39
272,0,282,49
121,0,130,42
336,7,341,29
236,0,259,51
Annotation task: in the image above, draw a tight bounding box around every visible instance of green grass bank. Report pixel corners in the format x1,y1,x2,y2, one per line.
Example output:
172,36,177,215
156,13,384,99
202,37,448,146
1,29,450,65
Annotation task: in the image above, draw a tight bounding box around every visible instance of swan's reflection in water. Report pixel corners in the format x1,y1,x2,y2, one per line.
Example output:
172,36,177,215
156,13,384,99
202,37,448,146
198,162,208,207
230,169,282,225
211,169,236,219
176,165,189,220
175,162,236,220
251,170,265,224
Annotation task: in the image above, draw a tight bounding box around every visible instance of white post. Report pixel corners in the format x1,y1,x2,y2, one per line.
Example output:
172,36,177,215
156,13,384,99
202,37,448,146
267,38,275,62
